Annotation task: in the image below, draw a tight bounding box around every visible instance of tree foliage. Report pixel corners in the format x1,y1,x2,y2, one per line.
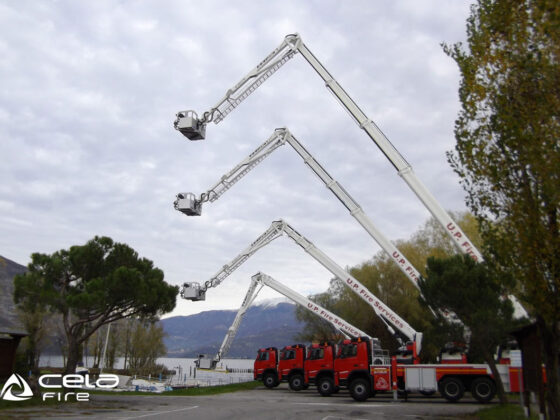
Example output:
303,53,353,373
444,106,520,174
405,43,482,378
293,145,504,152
444,0,559,416
15,307,54,375
14,236,178,374
86,320,123,370
127,320,167,375
419,255,515,404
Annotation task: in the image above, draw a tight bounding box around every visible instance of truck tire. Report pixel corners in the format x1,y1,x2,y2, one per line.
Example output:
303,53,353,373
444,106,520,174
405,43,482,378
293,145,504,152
471,377,496,403
263,372,278,389
317,376,335,397
289,374,305,391
439,377,465,402
349,378,370,402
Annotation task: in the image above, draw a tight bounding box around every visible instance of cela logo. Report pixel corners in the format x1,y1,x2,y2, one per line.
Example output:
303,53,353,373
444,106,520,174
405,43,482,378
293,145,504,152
0,373,34,401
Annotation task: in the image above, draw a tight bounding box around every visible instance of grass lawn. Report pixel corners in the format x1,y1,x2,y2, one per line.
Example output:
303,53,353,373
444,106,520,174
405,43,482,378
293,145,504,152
0,394,63,410
468,403,540,420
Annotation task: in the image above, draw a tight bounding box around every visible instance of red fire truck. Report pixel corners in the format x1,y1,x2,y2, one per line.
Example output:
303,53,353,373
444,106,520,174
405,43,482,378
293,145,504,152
253,344,308,390
331,336,524,403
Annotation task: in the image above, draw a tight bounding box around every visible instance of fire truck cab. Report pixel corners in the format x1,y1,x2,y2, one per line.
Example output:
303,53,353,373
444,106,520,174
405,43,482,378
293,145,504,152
305,342,338,395
278,344,308,391
254,347,280,388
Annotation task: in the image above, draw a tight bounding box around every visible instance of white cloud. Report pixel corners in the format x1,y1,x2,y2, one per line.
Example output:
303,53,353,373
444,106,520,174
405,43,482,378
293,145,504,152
0,1,475,319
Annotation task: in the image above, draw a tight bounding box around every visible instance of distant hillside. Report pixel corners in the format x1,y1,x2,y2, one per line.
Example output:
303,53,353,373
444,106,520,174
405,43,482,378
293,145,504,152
0,255,27,335
161,300,305,358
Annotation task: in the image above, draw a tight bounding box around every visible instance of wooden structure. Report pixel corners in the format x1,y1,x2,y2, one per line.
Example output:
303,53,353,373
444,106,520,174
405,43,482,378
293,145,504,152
511,323,546,419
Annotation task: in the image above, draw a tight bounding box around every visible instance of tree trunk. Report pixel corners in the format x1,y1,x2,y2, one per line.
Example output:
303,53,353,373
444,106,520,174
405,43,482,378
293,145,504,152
65,335,81,375
94,332,101,367
484,350,508,405
59,340,67,367
26,334,40,376
123,320,131,370
538,319,559,420
33,348,42,376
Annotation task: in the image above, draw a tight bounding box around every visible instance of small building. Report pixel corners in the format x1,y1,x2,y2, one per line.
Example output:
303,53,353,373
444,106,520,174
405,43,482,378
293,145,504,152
0,255,28,379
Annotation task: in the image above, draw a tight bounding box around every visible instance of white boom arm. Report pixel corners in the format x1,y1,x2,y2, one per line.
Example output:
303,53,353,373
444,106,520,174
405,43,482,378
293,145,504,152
179,220,422,352
196,275,262,369
253,272,370,339
198,271,370,369
174,130,286,216
176,127,422,289
174,33,482,262
216,275,261,362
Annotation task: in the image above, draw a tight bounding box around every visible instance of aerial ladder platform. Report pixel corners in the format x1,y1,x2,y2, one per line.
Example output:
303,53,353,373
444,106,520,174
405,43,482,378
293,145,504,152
193,271,370,370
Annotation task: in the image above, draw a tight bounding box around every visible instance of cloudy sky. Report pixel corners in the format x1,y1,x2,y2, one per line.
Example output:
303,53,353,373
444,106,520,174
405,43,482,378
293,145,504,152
1,1,475,318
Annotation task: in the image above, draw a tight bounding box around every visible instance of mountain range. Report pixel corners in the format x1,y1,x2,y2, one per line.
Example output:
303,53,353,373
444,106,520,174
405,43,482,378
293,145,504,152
161,300,305,358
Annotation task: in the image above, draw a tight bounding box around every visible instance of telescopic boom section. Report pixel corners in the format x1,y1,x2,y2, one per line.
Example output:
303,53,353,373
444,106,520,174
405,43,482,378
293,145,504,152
179,220,422,354
214,275,262,368
175,127,422,290
174,129,288,216
174,35,299,136
193,275,262,369
252,272,370,339
174,33,482,262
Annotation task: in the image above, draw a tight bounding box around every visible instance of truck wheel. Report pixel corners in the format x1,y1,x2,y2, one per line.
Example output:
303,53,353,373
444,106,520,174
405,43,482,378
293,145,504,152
349,378,370,402
317,376,335,397
289,374,305,391
439,377,465,402
471,377,496,403
263,372,278,389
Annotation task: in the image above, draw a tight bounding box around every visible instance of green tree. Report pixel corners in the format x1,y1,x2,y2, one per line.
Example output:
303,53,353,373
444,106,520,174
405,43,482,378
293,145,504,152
127,320,167,375
444,0,559,415
104,322,120,370
14,236,178,374
88,328,104,368
419,255,515,404
15,306,53,375
122,318,135,370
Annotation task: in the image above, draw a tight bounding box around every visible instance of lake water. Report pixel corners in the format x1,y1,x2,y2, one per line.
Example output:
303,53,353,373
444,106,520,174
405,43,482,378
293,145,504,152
39,355,255,387
39,355,254,370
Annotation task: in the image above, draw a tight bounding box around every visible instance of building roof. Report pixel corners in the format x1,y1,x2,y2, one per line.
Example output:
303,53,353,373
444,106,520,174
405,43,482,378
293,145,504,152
0,255,28,336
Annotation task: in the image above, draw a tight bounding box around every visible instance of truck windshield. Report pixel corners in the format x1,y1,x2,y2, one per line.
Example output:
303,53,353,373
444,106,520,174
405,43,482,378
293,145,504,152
257,351,269,361
339,344,357,359
308,348,324,360
281,349,295,360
